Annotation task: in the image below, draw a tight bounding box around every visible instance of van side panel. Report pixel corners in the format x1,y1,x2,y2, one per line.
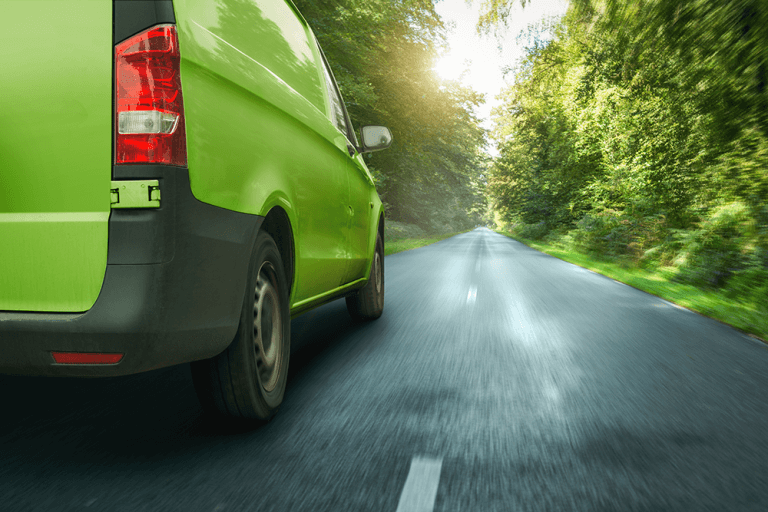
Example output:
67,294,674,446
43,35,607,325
345,153,382,282
173,0,354,303
0,0,112,312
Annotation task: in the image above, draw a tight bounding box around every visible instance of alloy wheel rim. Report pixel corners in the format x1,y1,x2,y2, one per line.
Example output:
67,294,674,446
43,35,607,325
253,262,282,393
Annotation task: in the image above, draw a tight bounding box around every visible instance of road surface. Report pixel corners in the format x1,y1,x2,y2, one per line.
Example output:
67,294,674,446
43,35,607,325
2,228,767,511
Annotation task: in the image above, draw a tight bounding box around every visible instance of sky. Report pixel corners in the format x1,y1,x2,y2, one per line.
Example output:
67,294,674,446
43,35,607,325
433,0,569,150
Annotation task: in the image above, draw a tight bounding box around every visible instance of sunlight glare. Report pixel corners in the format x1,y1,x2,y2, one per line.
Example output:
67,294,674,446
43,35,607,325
434,0,569,120
433,53,468,82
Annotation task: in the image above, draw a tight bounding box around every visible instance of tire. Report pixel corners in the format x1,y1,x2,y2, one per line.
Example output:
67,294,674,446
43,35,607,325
346,232,384,320
190,231,290,422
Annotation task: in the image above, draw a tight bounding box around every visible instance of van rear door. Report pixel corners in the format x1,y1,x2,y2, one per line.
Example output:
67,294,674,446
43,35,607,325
0,0,112,312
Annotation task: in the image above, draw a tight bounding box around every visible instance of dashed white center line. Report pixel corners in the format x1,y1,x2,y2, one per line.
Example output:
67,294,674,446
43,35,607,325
395,456,443,512
467,286,477,304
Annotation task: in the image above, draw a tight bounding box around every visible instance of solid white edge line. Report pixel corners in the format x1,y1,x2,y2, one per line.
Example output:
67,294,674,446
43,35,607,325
395,456,443,512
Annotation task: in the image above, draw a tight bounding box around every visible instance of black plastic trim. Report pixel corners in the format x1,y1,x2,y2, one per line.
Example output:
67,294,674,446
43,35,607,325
289,284,364,319
0,166,263,377
114,0,176,45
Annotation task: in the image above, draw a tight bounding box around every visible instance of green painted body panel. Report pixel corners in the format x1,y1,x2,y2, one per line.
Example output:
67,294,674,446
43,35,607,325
173,0,382,307
0,1,111,312
110,180,161,209
345,153,378,281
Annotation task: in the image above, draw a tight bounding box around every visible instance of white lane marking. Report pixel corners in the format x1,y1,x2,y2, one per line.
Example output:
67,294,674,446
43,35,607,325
395,456,443,512
467,286,477,304
662,300,690,312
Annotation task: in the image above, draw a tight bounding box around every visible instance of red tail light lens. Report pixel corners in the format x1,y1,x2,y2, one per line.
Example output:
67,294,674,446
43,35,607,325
51,352,124,364
115,25,187,166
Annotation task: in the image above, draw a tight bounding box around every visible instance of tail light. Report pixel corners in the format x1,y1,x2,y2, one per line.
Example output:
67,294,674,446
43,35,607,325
115,25,187,166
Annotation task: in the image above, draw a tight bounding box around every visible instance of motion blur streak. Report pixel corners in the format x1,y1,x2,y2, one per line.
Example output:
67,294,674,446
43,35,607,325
1,228,767,511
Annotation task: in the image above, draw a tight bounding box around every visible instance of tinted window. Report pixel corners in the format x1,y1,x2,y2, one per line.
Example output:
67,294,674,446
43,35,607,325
321,60,349,137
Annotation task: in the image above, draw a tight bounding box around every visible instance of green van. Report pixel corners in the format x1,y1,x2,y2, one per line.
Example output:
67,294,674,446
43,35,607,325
0,0,392,422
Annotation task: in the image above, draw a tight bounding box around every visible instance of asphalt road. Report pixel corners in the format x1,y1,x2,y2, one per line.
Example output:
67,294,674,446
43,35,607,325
2,228,767,511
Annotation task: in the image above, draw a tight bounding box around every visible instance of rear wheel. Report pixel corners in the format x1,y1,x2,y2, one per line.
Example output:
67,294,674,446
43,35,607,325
346,232,384,320
191,231,290,422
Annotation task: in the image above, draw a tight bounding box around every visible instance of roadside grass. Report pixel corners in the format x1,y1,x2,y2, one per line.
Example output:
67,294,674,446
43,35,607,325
495,229,768,343
385,230,471,256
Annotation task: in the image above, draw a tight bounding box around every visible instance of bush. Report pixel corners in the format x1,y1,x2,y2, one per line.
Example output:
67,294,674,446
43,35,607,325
724,261,768,304
640,228,684,268
722,206,768,305
516,220,549,240
674,202,755,288
572,210,669,263
384,221,427,241
572,211,622,256
426,218,455,236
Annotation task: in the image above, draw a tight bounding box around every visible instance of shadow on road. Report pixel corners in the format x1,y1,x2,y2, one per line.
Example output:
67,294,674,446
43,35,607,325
0,297,368,461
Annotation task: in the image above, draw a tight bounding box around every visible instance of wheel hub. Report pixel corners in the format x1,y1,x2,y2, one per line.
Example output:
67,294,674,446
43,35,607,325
253,263,282,393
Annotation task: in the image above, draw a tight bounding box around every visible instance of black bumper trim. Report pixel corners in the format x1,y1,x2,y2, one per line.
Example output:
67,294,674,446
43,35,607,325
0,166,263,377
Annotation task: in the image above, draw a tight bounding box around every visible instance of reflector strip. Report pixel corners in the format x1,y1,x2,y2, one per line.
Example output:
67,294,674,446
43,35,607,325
51,352,124,364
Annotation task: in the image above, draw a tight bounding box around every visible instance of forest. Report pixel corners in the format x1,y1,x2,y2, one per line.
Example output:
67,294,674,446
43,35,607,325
484,0,767,312
296,0,766,316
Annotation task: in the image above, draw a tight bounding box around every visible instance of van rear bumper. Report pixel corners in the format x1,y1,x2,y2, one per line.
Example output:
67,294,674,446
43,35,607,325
0,166,263,377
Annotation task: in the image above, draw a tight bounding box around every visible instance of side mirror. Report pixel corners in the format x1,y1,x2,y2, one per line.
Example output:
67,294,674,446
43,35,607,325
360,126,393,153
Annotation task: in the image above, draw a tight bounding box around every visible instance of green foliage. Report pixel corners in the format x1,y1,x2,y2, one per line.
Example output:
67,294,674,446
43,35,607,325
674,202,756,288
515,220,549,240
476,0,534,34
484,0,768,303
725,256,768,306
384,220,427,241
566,210,667,266
573,211,630,257
293,0,488,233
498,230,768,341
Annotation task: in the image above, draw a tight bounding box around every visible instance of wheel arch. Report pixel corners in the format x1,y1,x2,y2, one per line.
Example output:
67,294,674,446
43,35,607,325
260,206,295,298
361,207,384,281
